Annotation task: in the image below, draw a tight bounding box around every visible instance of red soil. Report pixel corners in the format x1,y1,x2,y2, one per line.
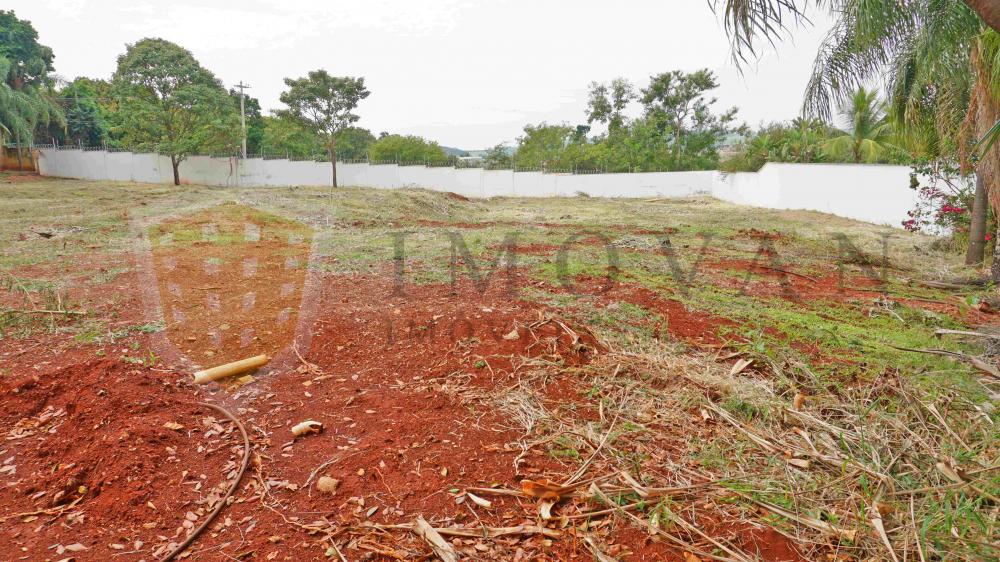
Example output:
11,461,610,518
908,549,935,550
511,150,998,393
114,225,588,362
148,207,313,366
737,228,785,241
1,211,811,562
566,275,733,346
0,359,244,559
1,172,45,183
707,258,888,302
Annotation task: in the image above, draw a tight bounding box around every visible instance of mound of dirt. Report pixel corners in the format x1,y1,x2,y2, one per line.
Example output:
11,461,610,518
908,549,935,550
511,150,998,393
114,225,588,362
0,359,244,560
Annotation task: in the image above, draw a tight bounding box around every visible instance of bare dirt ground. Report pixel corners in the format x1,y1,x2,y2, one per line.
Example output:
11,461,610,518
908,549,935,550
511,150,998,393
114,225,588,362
1,176,997,561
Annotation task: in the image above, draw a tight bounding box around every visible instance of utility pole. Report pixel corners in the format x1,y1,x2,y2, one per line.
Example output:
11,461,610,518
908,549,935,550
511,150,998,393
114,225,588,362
234,81,251,159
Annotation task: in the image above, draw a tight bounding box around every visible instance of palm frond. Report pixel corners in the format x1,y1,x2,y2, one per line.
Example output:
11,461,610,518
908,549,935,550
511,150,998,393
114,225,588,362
712,0,816,65
978,118,1000,154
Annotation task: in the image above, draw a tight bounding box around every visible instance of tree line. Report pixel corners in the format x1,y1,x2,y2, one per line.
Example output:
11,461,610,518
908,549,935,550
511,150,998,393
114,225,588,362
2,3,999,274
0,11,456,187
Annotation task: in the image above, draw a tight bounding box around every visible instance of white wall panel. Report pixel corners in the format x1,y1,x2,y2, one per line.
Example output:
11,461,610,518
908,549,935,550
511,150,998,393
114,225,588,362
35,149,919,227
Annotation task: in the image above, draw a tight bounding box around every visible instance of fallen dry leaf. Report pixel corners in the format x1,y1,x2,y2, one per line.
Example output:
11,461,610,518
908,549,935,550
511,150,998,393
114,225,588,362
729,357,753,376
520,478,569,501
466,492,492,508
414,515,459,562
792,392,807,411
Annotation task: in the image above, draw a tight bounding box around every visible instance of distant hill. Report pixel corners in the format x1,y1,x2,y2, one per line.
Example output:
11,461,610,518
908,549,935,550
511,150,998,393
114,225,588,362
466,146,515,158
440,146,469,157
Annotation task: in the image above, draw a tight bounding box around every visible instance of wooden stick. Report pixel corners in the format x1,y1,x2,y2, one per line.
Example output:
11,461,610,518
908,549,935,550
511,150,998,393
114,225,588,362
413,516,459,562
934,329,1000,341
887,345,1000,379
193,354,269,384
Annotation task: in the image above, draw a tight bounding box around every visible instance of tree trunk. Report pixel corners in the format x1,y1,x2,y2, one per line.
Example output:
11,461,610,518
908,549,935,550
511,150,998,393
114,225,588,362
170,155,181,186
14,131,23,171
969,42,1000,281
329,140,338,188
991,226,1000,283
964,0,1000,34
673,125,682,168
966,173,988,265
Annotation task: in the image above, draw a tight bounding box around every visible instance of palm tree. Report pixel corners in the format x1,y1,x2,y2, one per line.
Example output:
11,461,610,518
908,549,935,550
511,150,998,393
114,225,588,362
712,1,999,63
713,2,1000,266
0,56,62,165
799,1,999,271
821,88,898,163
714,0,997,264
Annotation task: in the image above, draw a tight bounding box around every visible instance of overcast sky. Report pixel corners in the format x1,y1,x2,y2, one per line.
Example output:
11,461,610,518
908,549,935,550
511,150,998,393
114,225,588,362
13,0,835,149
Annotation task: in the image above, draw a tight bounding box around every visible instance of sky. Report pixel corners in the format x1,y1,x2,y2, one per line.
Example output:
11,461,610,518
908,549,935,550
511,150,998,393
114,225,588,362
13,0,835,149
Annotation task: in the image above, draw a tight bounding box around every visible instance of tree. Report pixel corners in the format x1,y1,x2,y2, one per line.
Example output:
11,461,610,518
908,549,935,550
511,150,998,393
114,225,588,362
40,78,110,146
587,78,635,133
721,118,835,172
711,0,1000,62
335,126,375,160
260,115,324,159
823,88,900,163
279,70,369,187
969,33,1000,269
641,69,741,170
798,1,999,271
367,134,448,164
512,123,575,169
483,143,512,168
111,38,238,185
0,10,62,159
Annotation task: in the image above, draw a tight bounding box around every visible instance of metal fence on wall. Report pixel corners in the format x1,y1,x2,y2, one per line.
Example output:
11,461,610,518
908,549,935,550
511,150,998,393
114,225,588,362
32,146,920,228
32,142,701,175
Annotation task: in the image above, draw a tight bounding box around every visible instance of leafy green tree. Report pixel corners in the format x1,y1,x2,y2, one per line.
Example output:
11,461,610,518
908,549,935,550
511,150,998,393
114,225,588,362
641,69,742,170
40,78,110,146
367,134,448,164
111,38,239,185
335,126,375,160
515,71,742,174
278,70,369,187
483,143,512,168
721,119,835,172
587,78,635,133
512,123,575,169
0,10,63,157
259,115,324,159
822,88,900,163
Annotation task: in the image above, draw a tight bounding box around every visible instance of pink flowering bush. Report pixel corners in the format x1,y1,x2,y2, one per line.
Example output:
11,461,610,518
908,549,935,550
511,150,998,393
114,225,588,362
904,160,983,239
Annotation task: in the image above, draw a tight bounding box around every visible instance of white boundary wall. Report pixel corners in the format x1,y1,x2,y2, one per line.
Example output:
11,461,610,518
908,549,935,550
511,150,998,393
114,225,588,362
712,163,919,227
36,149,918,227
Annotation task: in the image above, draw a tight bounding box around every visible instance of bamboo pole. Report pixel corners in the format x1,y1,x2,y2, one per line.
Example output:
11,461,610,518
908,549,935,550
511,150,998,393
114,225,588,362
193,354,269,384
